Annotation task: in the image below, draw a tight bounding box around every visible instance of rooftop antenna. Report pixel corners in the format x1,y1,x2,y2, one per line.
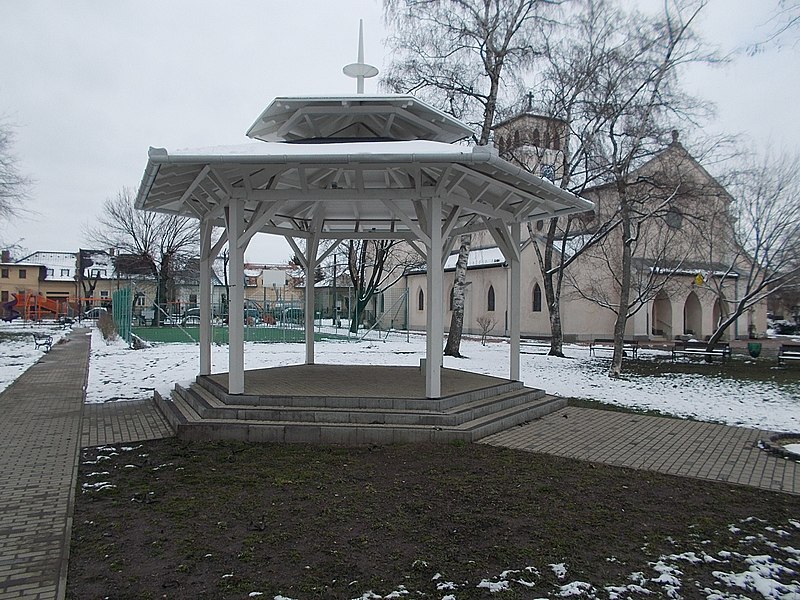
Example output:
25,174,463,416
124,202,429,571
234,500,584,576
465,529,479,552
343,19,379,94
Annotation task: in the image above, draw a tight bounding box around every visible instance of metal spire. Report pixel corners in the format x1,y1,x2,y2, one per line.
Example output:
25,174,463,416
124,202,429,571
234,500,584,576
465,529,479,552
343,19,379,94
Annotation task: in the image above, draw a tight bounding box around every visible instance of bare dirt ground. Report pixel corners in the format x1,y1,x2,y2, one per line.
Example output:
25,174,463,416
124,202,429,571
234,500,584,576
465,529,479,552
68,438,799,599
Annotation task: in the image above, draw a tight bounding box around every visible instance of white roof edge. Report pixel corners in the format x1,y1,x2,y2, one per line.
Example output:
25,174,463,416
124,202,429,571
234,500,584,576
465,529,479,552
138,145,594,214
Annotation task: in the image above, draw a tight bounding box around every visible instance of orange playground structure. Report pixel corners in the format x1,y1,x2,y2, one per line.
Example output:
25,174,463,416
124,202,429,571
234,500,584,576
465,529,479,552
0,293,103,322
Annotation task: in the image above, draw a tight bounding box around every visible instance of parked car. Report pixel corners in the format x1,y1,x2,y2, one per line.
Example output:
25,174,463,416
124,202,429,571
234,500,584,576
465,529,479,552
83,307,108,320
282,307,304,324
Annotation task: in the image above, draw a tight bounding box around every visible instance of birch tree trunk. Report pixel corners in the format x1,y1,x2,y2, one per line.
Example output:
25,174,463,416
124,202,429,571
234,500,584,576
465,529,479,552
444,234,471,357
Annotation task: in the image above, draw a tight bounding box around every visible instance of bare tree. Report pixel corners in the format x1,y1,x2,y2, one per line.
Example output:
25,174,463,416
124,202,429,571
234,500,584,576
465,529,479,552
526,0,716,375
702,151,800,347
476,314,497,345
346,239,419,333
383,0,560,357
0,120,30,227
749,0,800,54
85,187,199,324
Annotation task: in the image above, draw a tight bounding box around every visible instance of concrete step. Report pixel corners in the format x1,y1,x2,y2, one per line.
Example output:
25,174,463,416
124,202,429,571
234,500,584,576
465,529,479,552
194,373,525,411
156,388,565,445
175,382,546,427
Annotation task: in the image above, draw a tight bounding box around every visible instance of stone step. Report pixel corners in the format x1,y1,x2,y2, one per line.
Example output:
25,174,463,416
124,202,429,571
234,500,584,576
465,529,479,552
156,389,565,445
174,382,546,427
194,373,525,411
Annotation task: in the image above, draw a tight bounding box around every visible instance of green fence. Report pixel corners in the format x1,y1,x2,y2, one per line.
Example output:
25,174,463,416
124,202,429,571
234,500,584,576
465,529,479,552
112,287,133,344
130,325,348,344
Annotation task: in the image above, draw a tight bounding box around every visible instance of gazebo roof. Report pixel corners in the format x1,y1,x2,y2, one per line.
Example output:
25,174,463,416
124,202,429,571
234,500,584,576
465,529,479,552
136,139,592,240
245,95,474,143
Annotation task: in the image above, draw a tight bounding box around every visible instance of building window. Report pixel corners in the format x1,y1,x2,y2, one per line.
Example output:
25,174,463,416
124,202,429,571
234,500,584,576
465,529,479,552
46,268,54,277
532,128,540,146
1,269,8,279
487,285,495,312
533,283,543,312
61,269,70,277
1,291,7,302
100,290,109,298
189,294,198,304
101,270,107,277
418,288,424,311
18,269,26,279
90,269,100,277
134,295,146,307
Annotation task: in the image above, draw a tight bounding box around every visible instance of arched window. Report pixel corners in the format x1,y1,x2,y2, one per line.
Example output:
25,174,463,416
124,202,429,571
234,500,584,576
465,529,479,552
487,285,496,312
532,128,540,147
533,283,542,312
544,132,551,149
418,288,424,311
514,130,520,146
449,287,455,311
553,133,560,151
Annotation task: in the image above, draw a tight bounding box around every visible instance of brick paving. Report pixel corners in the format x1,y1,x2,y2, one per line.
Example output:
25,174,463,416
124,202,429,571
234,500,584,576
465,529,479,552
81,400,173,447
481,406,799,494
0,330,90,600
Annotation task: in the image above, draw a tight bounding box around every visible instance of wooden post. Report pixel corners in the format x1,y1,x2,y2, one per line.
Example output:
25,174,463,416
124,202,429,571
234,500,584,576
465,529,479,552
226,199,245,395
425,197,443,398
199,220,213,375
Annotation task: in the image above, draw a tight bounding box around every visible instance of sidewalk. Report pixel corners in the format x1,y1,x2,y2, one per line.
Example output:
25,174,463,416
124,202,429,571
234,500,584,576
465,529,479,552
481,406,799,494
0,330,89,600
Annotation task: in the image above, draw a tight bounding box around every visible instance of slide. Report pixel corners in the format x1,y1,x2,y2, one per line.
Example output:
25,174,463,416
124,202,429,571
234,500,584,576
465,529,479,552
1,297,20,322
15,292,65,320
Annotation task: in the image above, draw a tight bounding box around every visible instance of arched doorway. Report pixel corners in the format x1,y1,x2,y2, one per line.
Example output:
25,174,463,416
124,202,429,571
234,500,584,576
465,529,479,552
652,291,672,338
683,292,702,338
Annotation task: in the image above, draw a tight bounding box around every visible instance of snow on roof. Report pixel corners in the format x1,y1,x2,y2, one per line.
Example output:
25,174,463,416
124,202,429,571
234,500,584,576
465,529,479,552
444,247,506,270
19,251,76,282
410,247,507,274
169,139,474,158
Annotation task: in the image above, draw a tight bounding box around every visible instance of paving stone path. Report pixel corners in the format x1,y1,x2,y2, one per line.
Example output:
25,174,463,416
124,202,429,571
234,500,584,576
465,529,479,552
0,330,89,600
482,406,799,494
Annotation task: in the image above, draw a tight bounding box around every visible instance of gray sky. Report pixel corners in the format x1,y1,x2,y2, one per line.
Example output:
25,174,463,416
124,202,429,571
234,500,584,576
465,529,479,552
1,0,796,263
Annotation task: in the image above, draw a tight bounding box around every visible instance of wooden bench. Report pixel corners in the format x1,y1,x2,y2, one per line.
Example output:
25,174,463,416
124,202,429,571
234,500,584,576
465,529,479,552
589,338,639,359
33,334,53,352
672,341,730,361
778,344,800,365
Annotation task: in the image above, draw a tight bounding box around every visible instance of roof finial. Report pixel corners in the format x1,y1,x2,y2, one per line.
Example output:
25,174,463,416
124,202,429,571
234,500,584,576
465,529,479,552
526,91,534,112
343,20,379,94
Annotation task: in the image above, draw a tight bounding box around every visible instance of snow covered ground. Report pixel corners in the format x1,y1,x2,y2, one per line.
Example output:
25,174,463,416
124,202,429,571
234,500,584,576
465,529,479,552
82,327,800,433
0,321,796,432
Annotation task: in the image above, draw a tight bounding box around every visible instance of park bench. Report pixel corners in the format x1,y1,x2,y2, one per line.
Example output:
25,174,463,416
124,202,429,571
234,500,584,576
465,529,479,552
521,336,552,354
672,340,730,362
778,343,800,366
589,338,639,359
33,333,53,352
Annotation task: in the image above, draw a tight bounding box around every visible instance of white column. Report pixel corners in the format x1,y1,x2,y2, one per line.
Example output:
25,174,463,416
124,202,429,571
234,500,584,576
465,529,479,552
304,235,320,365
199,220,213,376
425,197,443,398
226,199,246,395
509,223,521,381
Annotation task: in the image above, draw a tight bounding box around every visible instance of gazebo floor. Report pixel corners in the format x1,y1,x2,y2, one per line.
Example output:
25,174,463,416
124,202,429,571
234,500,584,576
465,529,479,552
154,364,566,445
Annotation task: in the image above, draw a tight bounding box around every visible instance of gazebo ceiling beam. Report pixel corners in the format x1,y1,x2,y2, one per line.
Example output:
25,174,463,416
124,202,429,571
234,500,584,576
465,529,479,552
381,199,430,246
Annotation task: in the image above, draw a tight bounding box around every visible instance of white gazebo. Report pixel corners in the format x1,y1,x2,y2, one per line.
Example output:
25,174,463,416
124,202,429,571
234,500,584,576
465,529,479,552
135,94,593,399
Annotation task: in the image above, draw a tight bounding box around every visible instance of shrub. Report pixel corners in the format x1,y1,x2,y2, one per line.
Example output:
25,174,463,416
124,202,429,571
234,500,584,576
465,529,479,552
97,312,119,341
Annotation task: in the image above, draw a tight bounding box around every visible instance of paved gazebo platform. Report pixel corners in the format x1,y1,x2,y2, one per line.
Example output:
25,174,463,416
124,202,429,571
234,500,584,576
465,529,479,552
154,365,566,445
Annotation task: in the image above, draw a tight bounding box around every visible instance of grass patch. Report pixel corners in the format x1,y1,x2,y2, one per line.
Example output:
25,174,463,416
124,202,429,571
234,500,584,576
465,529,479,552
68,440,799,599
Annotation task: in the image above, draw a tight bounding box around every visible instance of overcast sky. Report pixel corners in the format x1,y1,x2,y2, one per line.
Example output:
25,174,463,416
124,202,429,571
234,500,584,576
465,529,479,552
1,0,796,264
